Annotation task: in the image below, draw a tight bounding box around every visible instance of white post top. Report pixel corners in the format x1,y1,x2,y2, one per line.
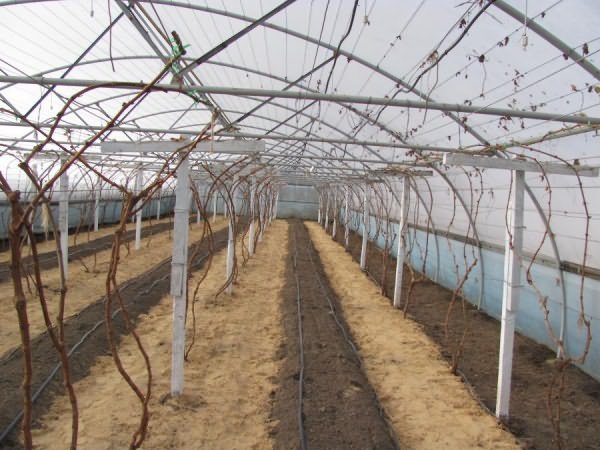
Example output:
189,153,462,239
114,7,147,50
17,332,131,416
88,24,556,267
443,153,599,177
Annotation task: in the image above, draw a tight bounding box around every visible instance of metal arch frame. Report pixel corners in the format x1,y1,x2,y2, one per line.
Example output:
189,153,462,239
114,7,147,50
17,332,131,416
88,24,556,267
143,0,564,327
0,1,580,335
0,67,488,307
493,0,600,81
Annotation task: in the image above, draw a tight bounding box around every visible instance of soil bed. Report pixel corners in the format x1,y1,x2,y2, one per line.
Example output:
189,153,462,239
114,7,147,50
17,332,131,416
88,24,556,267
0,218,174,282
26,220,286,449
332,222,600,450
270,219,397,449
0,226,230,448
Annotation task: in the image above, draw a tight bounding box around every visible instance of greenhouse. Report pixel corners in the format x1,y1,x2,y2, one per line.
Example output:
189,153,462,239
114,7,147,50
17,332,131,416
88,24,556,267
0,0,599,448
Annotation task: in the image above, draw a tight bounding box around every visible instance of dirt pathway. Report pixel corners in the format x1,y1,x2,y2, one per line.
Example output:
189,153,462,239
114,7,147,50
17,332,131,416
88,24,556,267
270,219,397,449
333,222,600,449
0,218,227,357
0,216,174,264
22,220,287,449
307,221,520,449
0,221,229,446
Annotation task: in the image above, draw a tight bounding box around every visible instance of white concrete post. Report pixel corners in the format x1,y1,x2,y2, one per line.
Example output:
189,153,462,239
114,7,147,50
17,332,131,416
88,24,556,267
344,187,350,248
226,178,237,294
212,190,218,222
496,170,525,420
170,155,190,396
273,191,279,220
135,167,143,250
324,191,330,233
393,177,410,308
267,192,273,226
360,184,369,271
94,178,101,232
196,182,202,225
156,187,162,220
259,193,265,242
332,190,337,239
59,157,69,279
317,193,322,224
249,178,256,256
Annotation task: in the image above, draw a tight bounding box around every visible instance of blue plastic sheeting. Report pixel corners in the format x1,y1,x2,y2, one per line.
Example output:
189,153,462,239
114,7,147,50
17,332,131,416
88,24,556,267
0,195,176,239
343,208,600,382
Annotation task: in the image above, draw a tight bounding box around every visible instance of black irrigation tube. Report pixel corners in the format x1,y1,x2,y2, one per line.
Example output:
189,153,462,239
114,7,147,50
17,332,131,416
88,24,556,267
304,229,401,450
0,237,226,444
291,227,307,450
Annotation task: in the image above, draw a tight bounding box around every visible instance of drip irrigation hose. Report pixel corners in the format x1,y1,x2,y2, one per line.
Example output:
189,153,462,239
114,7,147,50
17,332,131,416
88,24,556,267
0,238,225,444
291,227,307,450
304,228,400,450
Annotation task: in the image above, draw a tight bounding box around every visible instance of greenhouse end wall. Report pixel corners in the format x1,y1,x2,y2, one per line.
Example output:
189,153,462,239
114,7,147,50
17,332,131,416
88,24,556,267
343,208,600,382
275,184,318,220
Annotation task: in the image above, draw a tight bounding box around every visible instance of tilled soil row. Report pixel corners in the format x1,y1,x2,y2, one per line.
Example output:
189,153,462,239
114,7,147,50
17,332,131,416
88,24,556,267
0,220,175,282
332,222,600,450
269,219,397,449
0,226,230,448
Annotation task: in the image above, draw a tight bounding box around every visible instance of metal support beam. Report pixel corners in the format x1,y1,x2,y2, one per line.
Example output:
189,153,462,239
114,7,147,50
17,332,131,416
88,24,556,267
5,75,600,125
170,155,190,396
393,177,410,308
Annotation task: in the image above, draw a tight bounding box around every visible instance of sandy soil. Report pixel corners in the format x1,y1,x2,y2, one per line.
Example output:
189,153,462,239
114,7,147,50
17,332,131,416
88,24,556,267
306,221,520,449
0,217,174,263
30,220,287,449
0,218,227,357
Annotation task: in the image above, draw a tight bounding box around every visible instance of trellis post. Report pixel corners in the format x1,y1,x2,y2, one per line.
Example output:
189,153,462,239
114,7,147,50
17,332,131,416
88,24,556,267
442,153,599,420
393,177,410,308
273,191,279,220
344,187,350,248
317,193,322,225
94,177,101,232
156,188,162,220
332,190,337,239
360,184,368,271
496,169,525,419
135,166,143,250
212,189,218,222
249,177,256,256
324,190,330,232
226,176,237,294
196,182,202,225
59,157,69,279
170,154,190,396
